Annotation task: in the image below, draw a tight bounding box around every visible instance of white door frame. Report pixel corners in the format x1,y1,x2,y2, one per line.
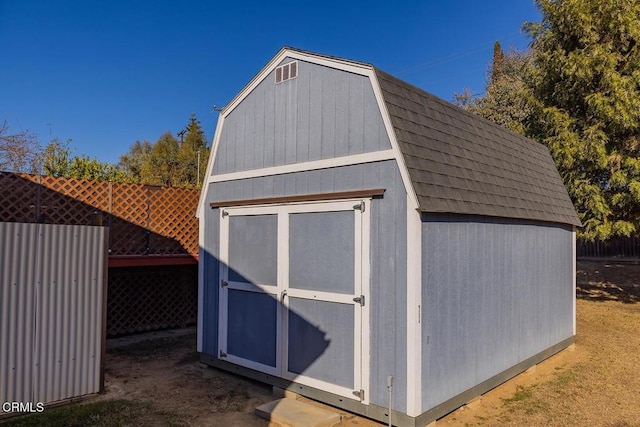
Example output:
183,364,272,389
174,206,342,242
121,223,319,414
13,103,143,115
217,199,371,403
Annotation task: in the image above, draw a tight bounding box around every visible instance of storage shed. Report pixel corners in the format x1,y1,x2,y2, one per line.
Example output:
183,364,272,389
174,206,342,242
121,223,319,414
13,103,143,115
196,47,580,426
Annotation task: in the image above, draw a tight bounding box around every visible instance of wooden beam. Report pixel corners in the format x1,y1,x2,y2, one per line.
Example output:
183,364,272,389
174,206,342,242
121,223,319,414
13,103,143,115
210,188,386,209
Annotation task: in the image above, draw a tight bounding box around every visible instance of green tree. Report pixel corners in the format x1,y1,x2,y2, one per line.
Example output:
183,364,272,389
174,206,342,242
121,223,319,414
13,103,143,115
121,114,209,188
42,138,73,177
141,131,180,187
42,138,125,181
476,48,534,136
491,41,506,84
119,140,153,183
525,0,640,240
455,47,535,136
67,155,125,181
177,113,210,189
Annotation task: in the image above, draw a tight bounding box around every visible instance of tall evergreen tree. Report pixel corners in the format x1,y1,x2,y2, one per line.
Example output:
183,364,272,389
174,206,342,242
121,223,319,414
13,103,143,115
525,0,640,240
490,41,505,84
119,114,209,188
177,113,210,188
455,47,534,136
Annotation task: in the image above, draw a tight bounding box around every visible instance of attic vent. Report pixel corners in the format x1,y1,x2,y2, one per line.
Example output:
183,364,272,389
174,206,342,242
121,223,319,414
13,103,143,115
275,61,298,84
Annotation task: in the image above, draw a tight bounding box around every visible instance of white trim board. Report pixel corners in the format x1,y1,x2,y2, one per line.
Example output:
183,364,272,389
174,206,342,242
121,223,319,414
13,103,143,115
197,113,223,218
369,72,420,210
405,196,422,416
208,150,395,184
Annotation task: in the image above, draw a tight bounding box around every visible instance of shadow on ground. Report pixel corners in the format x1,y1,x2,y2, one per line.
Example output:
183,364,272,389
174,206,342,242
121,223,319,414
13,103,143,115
577,260,640,304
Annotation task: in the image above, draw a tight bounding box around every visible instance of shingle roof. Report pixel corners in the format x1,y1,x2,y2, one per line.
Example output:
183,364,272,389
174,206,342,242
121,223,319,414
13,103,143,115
374,68,581,227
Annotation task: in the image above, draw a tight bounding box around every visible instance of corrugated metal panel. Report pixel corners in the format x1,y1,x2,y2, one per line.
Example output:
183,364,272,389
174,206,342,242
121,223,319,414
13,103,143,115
201,159,408,411
1,222,38,404
0,223,106,405
420,215,573,412
212,59,391,175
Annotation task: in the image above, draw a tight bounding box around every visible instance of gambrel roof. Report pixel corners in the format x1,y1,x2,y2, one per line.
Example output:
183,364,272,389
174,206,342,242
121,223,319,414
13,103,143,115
374,68,581,226
200,47,580,227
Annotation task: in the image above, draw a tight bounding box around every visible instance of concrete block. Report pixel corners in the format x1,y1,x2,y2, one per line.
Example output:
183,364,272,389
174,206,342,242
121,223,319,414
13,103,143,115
256,398,341,427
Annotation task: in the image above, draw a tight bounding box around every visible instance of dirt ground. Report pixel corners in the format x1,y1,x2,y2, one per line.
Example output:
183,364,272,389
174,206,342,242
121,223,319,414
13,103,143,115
57,260,640,426
101,334,274,426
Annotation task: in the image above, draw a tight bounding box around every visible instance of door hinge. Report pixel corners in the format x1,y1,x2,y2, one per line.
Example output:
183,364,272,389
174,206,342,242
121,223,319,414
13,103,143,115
353,201,365,212
221,279,228,287
221,209,229,217
219,350,227,358
353,295,365,306
353,389,365,401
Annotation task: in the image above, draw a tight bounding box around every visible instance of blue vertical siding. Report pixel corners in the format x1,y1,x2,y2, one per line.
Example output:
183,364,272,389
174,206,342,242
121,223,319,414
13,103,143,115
201,185,220,357
227,290,278,367
201,159,408,411
228,215,278,285
212,58,391,175
288,298,354,387
420,214,574,411
289,211,355,295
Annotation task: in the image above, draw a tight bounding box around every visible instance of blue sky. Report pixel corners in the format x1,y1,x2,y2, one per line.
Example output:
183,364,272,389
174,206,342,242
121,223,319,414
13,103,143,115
0,1,540,165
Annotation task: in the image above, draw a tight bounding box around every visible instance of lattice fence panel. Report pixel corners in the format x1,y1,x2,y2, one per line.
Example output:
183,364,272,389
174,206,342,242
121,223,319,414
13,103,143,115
147,186,199,255
0,172,39,222
38,176,110,225
0,172,199,256
1,172,201,336
106,265,198,336
110,183,151,255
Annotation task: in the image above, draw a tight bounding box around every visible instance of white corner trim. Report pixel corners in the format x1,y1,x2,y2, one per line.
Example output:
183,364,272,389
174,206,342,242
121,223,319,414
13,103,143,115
217,210,229,358
406,196,422,416
368,72,420,210
208,150,395,184
196,113,224,218
360,198,371,405
572,228,576,336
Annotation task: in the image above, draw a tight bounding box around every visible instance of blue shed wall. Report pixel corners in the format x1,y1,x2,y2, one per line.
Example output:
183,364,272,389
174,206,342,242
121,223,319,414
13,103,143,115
212,58,391,175
420,214,574,412
200,159,407,411
200,184,220,357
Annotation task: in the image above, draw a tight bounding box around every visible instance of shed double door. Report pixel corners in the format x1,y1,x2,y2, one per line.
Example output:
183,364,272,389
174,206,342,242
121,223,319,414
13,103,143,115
218,200,370,401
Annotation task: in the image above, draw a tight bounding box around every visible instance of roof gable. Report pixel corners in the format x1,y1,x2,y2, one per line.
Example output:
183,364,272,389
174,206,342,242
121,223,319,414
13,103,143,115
374,68,581,227
199,47,580,227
